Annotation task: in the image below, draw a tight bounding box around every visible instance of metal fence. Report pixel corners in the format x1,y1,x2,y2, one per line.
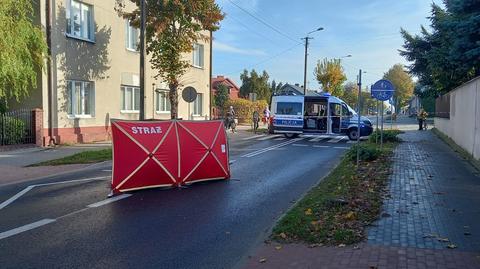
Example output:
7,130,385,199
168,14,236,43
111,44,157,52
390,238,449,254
0,109,35,146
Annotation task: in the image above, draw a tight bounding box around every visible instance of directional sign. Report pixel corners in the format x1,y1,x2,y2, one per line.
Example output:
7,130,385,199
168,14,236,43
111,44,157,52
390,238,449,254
371,79,395,101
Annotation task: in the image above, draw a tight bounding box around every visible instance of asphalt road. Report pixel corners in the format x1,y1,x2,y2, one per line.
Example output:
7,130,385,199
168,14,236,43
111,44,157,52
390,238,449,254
0,131,352,269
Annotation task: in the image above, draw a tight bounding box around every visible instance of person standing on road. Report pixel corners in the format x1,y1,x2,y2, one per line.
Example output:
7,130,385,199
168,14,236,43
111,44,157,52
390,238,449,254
253,110,260,134
417,109,428,130
263,106,270,127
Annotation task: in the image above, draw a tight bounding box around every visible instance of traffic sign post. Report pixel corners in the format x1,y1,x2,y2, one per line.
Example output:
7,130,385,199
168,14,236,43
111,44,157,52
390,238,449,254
182,86,197,120
371,79,395,149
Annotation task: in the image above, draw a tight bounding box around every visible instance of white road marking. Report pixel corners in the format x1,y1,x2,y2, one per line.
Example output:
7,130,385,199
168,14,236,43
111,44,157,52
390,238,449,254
257,135,282,141
0,219,56,240
242,138,302,158
0,186,35,210
0,176,110,211
309,136,329,142
35,176,109,187
274,137,286,141
328,136,346,143
313,145,330,148
242,134,265,140
334,146,350,149
87,194,132,208
347,140,357,144
102,169,112,172
292,144,308,147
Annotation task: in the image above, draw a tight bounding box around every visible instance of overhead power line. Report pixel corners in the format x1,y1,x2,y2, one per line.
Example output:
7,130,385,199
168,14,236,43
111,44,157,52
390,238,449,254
227,0,300,44
225,43,302,77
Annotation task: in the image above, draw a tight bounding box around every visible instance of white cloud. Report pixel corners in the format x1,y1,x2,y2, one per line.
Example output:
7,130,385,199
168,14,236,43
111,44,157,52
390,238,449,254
213,41,267,56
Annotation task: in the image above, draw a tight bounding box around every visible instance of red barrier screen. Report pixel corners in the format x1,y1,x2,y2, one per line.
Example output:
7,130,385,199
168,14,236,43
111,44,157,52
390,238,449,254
111,120,230,193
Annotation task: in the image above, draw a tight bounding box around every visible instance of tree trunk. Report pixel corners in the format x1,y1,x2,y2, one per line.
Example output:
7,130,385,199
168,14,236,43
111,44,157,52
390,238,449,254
169,83,179,119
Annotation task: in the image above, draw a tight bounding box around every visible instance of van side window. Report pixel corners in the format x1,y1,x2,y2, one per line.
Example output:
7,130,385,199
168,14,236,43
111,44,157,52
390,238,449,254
342,104,350,116
276,102,303,115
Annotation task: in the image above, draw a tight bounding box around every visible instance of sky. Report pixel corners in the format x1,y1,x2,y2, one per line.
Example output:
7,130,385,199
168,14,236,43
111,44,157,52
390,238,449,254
212,0,437,90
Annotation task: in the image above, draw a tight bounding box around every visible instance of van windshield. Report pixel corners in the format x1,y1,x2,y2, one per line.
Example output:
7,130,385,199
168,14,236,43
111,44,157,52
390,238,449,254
276,102,303,115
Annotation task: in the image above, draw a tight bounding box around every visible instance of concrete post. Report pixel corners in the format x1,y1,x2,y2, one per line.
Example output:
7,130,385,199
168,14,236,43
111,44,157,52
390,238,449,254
32,108,44,147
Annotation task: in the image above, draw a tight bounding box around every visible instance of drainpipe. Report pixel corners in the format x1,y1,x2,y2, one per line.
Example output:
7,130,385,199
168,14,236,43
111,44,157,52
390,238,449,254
209,30,213,120
46,0,55,146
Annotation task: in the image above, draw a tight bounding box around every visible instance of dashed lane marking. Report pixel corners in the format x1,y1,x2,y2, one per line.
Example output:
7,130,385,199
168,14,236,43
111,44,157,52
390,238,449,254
242,134,265,140
257,135,282,141
313,145,330,148
292,144,308,147
87,194,132,208
334,146,350,149
0,219,56,240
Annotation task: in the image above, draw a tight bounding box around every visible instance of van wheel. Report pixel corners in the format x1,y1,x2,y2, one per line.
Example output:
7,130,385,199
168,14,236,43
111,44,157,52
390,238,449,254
284,133,299,139
348,128,359,141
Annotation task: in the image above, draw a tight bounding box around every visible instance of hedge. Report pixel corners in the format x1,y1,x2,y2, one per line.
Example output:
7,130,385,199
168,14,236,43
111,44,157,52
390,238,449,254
0,116,26,145
224,99,269,124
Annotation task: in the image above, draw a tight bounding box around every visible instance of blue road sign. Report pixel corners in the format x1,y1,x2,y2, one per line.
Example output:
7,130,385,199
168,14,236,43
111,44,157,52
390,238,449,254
371,79,395,101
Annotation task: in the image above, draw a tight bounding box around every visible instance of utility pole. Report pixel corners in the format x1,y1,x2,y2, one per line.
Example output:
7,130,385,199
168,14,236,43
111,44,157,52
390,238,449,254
356,69,362,167
302,36,313,95
139,0,146,120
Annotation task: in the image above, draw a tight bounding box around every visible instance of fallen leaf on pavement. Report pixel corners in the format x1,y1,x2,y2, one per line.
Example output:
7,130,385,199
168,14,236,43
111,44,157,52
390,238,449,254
345,211,356,221
447,244,457,249
338,244,346,248
308,243,323,248
275,245,282,250
279,232,287,239
259,258,267,263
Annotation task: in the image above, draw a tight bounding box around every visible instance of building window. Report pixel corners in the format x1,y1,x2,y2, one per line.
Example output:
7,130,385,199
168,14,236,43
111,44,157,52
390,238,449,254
156,90,171,113
66,0,94,41
193,93,203,115
192,43,204,68
121,86,140,112
67,80,95,117
125,20,139,51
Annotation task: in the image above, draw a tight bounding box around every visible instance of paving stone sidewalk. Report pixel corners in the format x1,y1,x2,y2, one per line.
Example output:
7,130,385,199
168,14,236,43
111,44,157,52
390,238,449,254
243,130,480,269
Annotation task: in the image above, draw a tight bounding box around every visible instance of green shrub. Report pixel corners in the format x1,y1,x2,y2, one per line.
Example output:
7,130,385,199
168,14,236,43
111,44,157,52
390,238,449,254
369,129,403,143
0,116,26,145
346,143,382,162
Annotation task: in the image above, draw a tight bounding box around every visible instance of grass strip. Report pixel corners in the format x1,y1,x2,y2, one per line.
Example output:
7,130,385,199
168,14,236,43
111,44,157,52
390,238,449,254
272,142,397,246
29,148,112,166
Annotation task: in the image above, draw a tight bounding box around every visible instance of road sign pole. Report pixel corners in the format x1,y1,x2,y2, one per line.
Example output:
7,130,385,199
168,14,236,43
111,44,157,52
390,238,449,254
381,102,384,150
356,69,362,167
376,100,379,144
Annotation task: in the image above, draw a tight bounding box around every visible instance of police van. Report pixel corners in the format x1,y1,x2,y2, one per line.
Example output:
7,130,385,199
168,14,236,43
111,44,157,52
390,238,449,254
270,93,373,140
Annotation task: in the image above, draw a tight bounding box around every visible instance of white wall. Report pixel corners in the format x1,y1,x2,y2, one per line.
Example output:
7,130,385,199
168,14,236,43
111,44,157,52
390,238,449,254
435,77,480,160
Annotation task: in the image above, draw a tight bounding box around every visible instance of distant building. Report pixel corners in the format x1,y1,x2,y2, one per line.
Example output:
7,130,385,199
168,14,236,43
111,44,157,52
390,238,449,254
211,76,240,100
275,83,321,96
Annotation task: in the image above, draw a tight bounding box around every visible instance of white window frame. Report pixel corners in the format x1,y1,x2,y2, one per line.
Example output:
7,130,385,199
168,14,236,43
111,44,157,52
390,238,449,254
155,90,171,113
125,20,139,52
66,0,95,42
192,43,204,68
121,86,140,113
193,93,203,116
67,80,95,118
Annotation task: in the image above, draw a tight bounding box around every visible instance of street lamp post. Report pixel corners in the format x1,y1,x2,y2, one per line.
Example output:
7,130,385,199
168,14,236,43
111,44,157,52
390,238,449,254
139,0,146,120
302,27,324,95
